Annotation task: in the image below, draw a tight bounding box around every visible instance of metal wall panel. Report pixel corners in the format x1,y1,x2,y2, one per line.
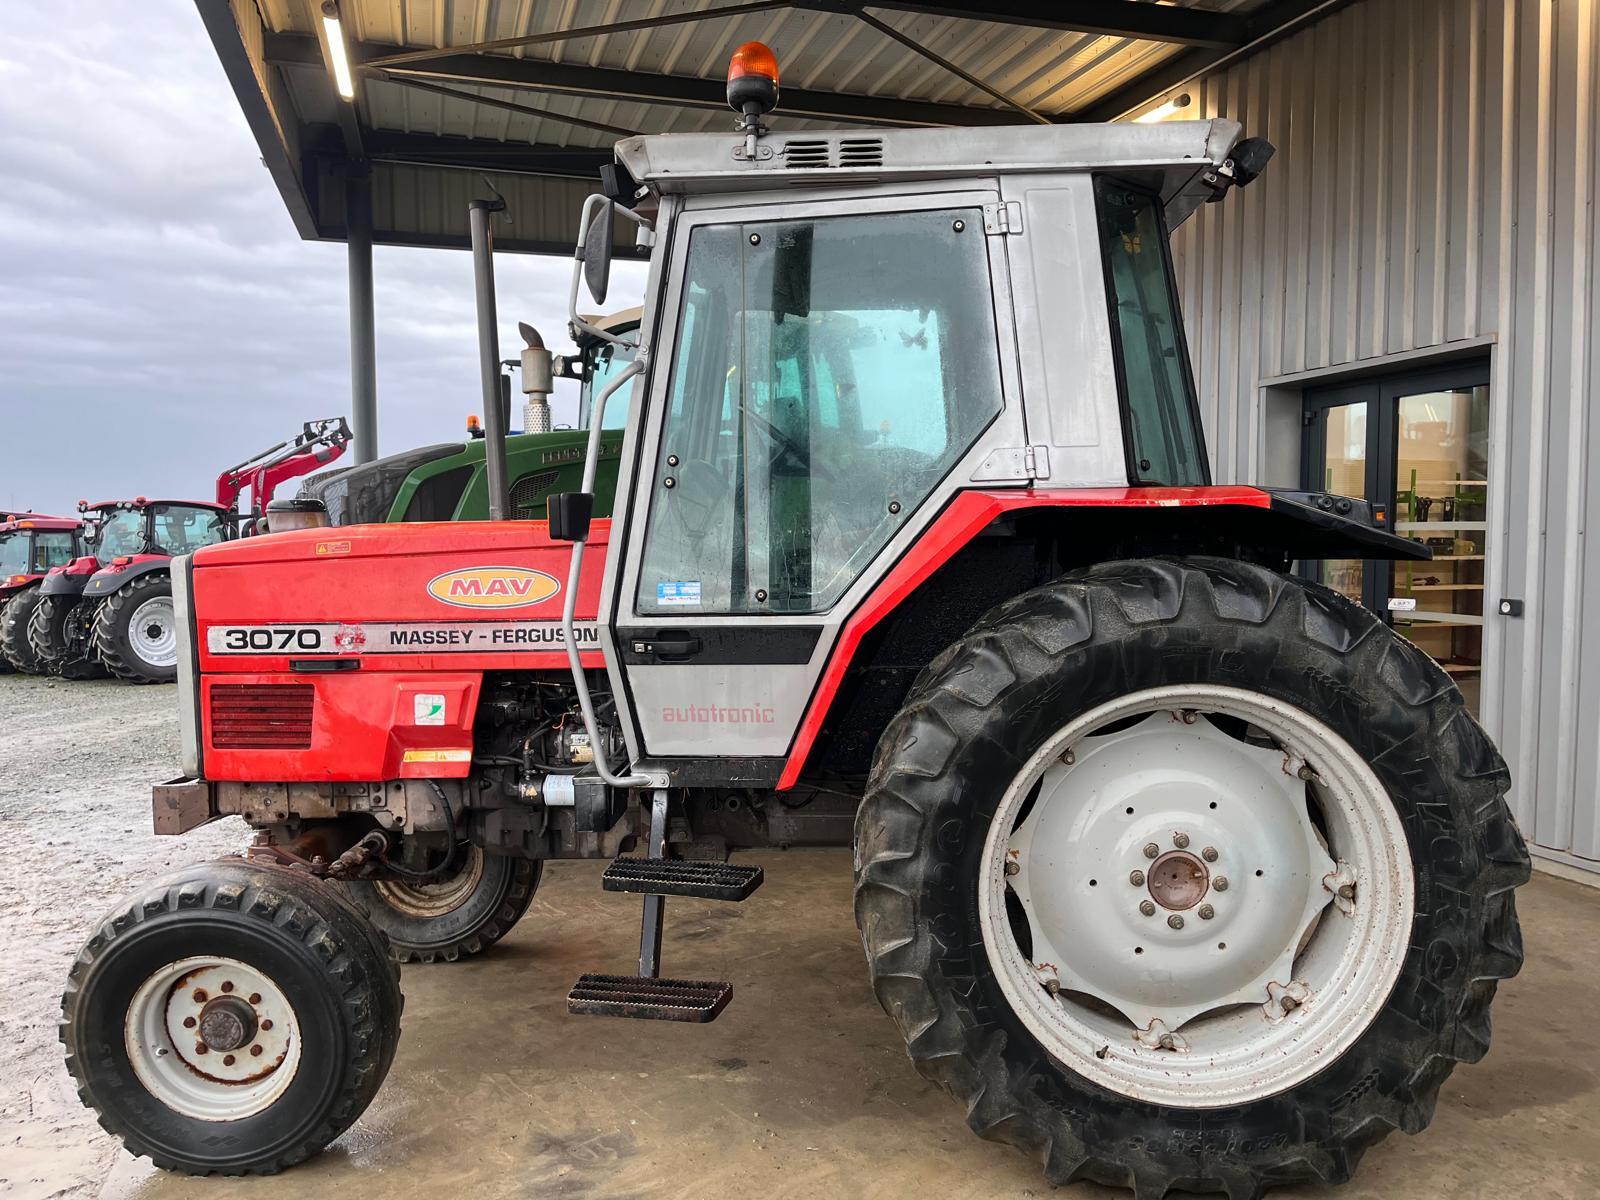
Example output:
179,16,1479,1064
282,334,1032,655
1173,0,1600,867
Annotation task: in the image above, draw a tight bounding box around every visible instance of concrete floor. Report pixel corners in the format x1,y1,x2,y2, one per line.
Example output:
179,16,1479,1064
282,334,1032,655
2,678,1597,1200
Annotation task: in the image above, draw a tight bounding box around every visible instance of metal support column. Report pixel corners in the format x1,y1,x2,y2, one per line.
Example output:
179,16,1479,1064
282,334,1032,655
468,198,510,520
345,165,378,464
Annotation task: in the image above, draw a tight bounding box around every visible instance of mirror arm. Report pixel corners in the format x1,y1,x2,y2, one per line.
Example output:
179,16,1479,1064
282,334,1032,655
568,193,651,349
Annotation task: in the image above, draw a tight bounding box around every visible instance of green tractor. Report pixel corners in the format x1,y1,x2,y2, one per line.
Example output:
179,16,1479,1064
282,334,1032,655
299,310,638,525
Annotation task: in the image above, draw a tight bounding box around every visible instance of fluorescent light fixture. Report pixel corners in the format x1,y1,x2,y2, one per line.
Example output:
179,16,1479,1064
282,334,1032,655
322,11,356,101
1135,92,1192,123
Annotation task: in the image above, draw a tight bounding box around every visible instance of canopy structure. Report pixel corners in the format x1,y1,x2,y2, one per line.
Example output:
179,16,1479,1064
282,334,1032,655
197,0,1340,458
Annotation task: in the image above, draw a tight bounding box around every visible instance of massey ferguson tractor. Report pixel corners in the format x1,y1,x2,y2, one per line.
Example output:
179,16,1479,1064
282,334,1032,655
29,420,349,683
64,45,1527,1199
0,514,83,673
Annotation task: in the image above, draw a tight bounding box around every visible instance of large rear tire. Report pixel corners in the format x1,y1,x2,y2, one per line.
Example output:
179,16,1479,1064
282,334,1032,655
61,858,403,1175
28,593,105,679
2,588,47,673
345,846,540,963
92,572,178,683
854,557,1528,1199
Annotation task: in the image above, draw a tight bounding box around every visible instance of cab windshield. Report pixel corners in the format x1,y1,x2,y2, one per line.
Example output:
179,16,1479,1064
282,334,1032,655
95,510,147,563
0,533,27,575
151,505,227,554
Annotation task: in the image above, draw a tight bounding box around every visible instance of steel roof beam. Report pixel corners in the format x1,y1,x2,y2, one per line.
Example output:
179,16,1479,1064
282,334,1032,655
266,32,1027,127
828,1,1247,47
360,131,614,178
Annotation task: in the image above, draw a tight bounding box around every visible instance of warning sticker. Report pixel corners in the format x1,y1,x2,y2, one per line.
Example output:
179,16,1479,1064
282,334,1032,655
207,620,601,655
656,581,702,607
1386,597,1418,612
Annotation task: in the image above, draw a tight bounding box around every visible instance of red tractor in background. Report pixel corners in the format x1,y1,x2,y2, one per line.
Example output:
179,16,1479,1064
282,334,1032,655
29,420,349,683
0,515,84,673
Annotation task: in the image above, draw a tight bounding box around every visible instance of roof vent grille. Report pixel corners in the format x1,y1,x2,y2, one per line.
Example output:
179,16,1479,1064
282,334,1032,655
837,138,885,167
783,140,830,168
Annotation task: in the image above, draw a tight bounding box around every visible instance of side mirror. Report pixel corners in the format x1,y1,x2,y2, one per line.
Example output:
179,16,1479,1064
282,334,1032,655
548,491,595,542
581,203,613,305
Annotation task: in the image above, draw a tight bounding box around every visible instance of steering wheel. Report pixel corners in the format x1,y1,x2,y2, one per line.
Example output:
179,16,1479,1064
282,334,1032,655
744,407,837,482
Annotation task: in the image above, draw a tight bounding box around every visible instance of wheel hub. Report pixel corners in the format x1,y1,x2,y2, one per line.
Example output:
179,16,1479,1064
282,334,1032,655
128,596,177,668
1147,850,1208,910
197,995,258,1052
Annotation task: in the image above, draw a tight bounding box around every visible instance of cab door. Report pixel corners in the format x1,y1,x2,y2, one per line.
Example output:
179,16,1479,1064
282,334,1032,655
610,191,1024,760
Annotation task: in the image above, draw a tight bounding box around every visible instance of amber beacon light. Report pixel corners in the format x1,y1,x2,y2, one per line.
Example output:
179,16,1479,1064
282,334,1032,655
727,41,780,121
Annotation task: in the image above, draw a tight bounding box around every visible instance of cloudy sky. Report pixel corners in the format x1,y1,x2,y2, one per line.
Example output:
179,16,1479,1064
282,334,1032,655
0,1,645,518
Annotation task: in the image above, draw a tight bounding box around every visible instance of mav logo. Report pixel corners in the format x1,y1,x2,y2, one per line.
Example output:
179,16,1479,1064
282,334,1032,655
426,566,561,609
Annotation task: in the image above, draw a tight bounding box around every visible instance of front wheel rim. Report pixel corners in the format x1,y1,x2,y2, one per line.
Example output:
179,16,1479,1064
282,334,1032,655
979,684,1414,1109
128,595,177,668
124,956,302,1121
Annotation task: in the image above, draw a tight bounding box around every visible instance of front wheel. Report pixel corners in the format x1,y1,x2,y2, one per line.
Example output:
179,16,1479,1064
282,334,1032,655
2,588,46,672
854,558,1529,1198
61,859,402,1175
29,593,105,679
345,845,540,963
92,572,178,683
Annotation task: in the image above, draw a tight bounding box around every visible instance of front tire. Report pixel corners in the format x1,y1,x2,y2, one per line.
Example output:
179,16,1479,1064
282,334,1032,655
345,846,540,963
2,588,47,672
29,593,105,679
61,859,403,1175
93,572,178,683
854,557,1528,1198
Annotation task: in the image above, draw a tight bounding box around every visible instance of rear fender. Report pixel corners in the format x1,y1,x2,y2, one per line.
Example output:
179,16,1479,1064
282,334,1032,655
776,485,1423,788
82,556,171,599
38,558,98,597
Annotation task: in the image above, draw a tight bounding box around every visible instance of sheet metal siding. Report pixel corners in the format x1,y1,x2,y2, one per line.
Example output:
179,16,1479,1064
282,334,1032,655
1172,0,1600,865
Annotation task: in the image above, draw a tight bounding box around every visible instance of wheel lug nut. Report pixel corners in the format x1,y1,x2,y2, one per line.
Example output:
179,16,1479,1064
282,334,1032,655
251,1044,264,1057
1139,900,1157,917
260,1019,274,1031
1129,870,1145,887
182,1016,196,1029
1213,876,1229,891
1004,860,1019,877
191,989,207,1003
1143,843,1160,859
1201,846,1218,862
223,1054,236,1066
1173,833,1190,849
195,1042,209,1055
248,993,262,1004
220,981,234,993
1198,904,1215,920
1167,914,1185,930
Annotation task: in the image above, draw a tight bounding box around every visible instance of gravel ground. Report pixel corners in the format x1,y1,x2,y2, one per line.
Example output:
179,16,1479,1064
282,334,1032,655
0,676,248,1200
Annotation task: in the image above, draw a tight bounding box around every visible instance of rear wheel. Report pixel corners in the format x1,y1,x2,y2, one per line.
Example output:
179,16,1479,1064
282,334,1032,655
854,557,1529,1199
2,588,46,672
61,858,403,1175
346,846,540,963
28,593,105,679
93,572,178,683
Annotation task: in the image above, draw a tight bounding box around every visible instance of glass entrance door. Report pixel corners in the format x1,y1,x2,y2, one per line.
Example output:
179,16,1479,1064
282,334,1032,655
1302,362,1492,713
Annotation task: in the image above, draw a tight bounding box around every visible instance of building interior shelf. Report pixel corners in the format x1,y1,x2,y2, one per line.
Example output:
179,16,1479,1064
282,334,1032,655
1407,584,1484,592
1395,521,1489,532
1393,611,1485,627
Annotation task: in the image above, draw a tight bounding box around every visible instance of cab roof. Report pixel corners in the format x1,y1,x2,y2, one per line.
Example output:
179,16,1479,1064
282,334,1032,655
0,516,79,533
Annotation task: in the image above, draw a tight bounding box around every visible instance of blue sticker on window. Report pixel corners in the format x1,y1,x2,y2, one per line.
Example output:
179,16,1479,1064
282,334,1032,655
656,581,702,607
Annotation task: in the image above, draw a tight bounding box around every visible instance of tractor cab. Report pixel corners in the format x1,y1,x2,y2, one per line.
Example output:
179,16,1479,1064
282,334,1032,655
0,515,84,673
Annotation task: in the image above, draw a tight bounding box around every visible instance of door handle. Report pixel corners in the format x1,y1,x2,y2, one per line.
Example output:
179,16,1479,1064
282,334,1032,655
631,632,702,662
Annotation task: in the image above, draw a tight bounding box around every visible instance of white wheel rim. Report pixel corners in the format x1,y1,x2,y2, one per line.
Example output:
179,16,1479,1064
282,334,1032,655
979,684,1413,1108
129,596,177,668
124,956,301,1121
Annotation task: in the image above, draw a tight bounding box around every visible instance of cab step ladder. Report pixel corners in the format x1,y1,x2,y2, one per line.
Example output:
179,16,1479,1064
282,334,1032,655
567,789,762,1023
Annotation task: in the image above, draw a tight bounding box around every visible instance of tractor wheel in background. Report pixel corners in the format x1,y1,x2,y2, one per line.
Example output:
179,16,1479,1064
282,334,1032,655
28,594,106,680
345,845,540,963
2,588,47,673
92,572,179,683
61,857,403,1175
854,557,1529,1199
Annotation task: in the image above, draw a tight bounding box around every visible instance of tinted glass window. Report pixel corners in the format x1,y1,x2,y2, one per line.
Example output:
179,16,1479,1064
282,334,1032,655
151,506,226,554
637,208,1004,615
33,531,76,570
96,510,146,562
0,534,26,574
1096,179,1207,485
579,338,637,431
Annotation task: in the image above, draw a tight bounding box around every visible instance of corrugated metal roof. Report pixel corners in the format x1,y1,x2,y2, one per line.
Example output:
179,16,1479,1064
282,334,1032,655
202,0,1306,252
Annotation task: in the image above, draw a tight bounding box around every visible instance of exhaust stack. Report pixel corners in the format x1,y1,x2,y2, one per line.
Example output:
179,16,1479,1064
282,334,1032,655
519,322,554,435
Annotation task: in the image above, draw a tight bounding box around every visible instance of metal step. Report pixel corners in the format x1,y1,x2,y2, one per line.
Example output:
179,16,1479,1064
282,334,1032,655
602,856,764,901
567,974,733,1023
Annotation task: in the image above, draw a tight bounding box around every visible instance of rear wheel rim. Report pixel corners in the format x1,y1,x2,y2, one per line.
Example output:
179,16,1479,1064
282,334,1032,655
124,955,301,1121
978,684,1413,1108
372,845,486,918
129,595,177,668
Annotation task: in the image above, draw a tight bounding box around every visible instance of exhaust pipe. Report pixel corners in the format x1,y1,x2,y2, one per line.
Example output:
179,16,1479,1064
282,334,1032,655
468,197,510,521
519,322,554,435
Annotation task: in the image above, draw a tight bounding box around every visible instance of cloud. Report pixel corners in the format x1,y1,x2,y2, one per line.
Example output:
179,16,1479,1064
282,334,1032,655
0,1,643,516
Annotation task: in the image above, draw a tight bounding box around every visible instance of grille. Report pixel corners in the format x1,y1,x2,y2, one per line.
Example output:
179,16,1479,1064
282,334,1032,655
510,469,562,515
780,137,883,169
210,684,314,750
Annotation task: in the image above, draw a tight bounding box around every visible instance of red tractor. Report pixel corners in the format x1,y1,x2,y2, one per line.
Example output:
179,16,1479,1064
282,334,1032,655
29,420,349,683
65,49,1527,1199
0,515,85,673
